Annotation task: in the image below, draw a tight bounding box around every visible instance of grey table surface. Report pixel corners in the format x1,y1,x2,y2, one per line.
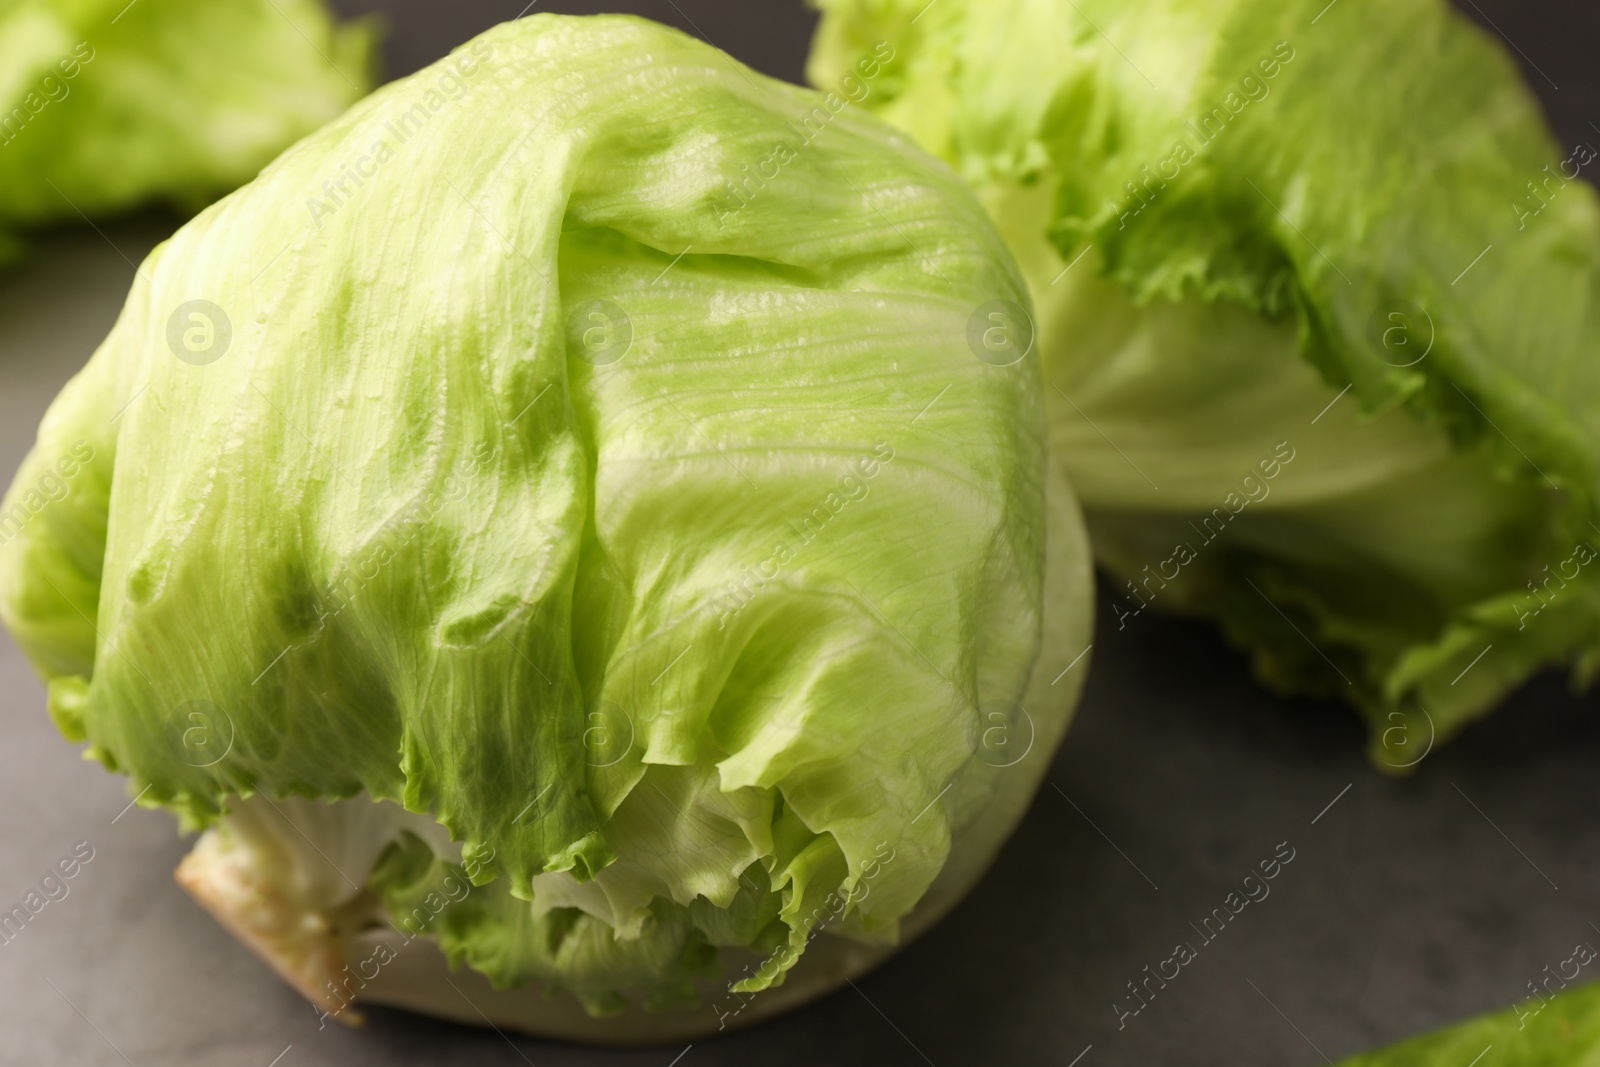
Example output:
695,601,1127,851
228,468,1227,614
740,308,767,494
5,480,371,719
3,2,1598,1065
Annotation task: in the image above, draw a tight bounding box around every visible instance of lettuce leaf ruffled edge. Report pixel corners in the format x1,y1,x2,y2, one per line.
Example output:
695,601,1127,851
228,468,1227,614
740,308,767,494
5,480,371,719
170,463,1091,1039
806,0,1600,762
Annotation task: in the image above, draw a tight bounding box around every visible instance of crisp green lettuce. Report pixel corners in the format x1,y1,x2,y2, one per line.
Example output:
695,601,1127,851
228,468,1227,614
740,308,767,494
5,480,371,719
0,14,1091,1030
811,0,1600,758
0,0,374,262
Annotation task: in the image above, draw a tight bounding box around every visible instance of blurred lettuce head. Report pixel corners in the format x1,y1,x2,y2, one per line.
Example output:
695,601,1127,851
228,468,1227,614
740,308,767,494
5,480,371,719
811,0,1600,762
0,0,374,261
0,14,1092,1041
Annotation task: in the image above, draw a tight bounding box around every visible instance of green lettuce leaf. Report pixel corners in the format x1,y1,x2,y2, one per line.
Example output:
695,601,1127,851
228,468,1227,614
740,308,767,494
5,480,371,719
1,14,1089,1020
0,0,375,262
810,0,1600,757
367,828,726,1016
1335,979,1600,1066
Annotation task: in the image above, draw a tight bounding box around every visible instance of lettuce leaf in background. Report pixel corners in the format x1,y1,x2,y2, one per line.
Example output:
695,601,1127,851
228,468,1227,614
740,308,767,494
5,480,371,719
810,0,1600,762
1334,979,1600,1066
0,0,375,263
0,14,1093,1037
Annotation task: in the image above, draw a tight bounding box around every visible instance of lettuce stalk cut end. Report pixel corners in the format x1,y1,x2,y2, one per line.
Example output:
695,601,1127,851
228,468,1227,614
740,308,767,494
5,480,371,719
1,13,1092,1032
809,0,1600,759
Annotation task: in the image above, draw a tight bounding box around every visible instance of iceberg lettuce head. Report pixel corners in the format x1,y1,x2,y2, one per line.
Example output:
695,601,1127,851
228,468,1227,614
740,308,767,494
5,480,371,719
0,14,1092,1040
811,0,1600,762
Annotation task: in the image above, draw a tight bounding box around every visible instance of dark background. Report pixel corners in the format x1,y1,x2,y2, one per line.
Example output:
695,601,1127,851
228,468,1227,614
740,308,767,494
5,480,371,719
2,2,1598,1065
